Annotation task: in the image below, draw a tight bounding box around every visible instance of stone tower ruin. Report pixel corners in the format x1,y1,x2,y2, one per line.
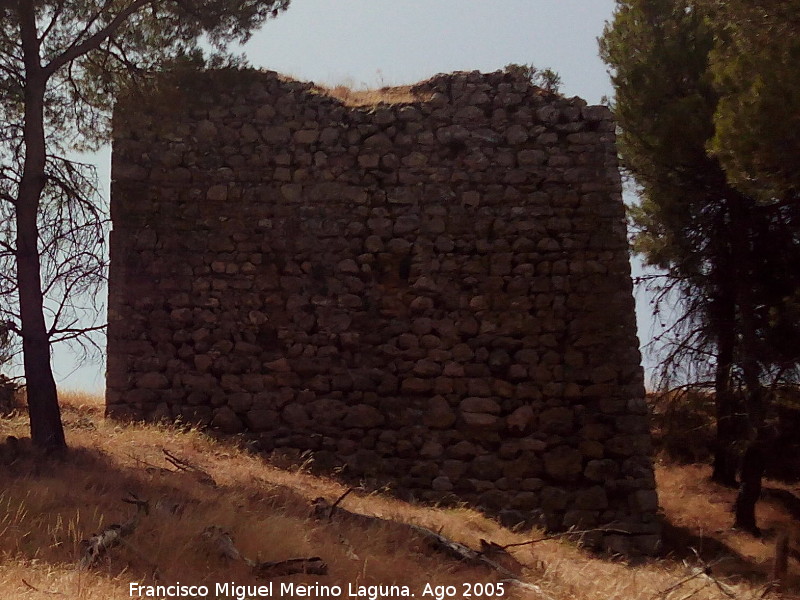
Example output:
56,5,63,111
106,68,659,553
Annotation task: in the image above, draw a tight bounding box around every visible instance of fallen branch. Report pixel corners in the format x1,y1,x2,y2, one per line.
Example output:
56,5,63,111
203,526,245,562
497,527,641,551
675,583,711,600
311,496,553,600
652,568,708,599
408,524,483,563
122,494,150,514
652,551,738,600
202,526,327,577
254,557,328,576
21,578,63,595
501,578,556,596
162,448,196,472
79,493,149,569
125,452,172,474
162,448,216,487
408,524,530,580
328,488,355,519
703,568,737,599
690,549,737,599
311,488,357,521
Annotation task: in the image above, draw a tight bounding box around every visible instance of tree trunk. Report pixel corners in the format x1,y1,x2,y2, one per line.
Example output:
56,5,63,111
733,372,766,535
712,328,739,487
17,1,66,451
710,212,739,487
730,196,764,533
734,440,764,535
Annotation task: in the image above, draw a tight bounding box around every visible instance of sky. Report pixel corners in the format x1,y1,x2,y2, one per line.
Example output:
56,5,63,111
48,0,661,392
236,0,615,104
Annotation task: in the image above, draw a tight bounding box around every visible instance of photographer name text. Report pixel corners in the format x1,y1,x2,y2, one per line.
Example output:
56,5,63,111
129,581,507,600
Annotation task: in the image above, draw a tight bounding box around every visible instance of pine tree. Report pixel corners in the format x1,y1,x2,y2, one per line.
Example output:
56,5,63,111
601,0,800,533
600,0,746,487
0,0,289,451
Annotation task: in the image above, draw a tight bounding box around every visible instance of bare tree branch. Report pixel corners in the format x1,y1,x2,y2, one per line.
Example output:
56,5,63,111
50,324,107,344
37,0,68,46
44,0,150,77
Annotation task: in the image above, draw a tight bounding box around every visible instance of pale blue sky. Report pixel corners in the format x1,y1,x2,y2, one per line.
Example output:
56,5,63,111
236,0,615,104
50,0,660,392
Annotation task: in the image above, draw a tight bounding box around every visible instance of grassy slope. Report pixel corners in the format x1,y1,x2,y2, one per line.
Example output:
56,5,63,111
0,392,796,600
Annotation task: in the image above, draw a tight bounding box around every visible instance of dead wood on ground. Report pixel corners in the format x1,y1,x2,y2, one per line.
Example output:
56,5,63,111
79,494,149,569
202,525,327,576
162,448,217,487
311,494,553,599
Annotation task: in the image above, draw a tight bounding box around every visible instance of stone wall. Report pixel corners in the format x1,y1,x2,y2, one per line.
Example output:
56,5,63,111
107,68,658,553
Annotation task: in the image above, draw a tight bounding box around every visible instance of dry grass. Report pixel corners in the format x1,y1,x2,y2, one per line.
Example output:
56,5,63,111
0,391,795,599
657,461,800,587
310,82,427,108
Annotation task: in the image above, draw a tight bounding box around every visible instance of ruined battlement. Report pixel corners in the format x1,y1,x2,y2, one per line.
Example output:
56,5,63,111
107,68,658,553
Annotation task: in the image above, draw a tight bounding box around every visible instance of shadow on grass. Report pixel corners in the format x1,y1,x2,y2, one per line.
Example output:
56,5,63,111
7,418,800,598
658,516,770,583
763,486,800,520
0,432,324,593
657,486,800,594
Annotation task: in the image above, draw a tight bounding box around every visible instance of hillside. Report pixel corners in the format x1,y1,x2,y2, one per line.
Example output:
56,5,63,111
0,392,796,599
